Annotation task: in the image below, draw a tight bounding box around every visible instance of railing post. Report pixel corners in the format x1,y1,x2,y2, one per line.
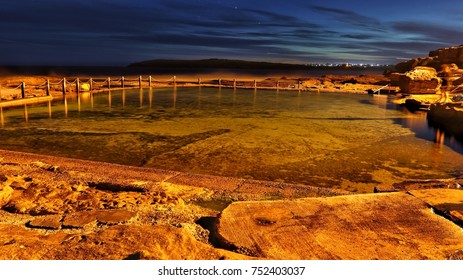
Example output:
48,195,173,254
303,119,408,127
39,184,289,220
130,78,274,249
253,80,257,89
218,78,221,87
233,79,236,89
139,75,142,88
198,78,201,85
107,77,111,89
121,76,125,88
62,78,66,95
89,78,93,91
276,80,279,89
76,77,80,93
173,76,176,86
46,79,50,96
148,76,152,87
21,82,26,98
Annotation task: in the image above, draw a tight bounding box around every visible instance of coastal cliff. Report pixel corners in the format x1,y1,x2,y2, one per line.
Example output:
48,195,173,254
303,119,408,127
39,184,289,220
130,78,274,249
393,45,463,94
396,45,463,73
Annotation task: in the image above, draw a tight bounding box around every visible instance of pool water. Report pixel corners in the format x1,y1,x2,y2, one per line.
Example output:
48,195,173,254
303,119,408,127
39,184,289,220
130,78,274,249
1,87,463,193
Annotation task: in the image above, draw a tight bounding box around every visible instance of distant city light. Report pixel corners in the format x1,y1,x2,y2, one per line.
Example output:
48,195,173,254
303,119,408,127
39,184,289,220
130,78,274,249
308,63,393,68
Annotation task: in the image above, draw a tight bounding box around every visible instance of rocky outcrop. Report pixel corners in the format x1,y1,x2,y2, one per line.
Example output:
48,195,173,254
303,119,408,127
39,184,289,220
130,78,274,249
398,66,440,94
429,46,463,66
0,185,14,208
396,45,463,73
0,149,349,260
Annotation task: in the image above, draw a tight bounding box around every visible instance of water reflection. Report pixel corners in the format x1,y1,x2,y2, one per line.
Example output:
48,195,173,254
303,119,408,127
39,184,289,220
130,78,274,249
122,90,126,108
90,92,94,111
370,95,388,108
218,87,222,106
65,98,70,117
108,91,112,110
1,88,463,189
24,104,29,123
48,101,52,118
253,88,257,108
172,86,177,109
395,109,463,155
232,88,236,106
149,88,153,110
435,128,445,146
197,86,202,107
2,89,463,159
362,95,463,155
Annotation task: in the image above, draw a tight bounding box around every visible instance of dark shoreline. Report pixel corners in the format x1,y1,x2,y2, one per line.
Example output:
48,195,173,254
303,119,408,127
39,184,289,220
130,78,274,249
0,65,391,77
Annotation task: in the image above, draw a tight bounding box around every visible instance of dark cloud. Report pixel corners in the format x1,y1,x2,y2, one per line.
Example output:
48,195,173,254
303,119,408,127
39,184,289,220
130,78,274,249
109,33,274,49
341,34,376,40
0,0,460,65
310,5,385,32
392,21,463,44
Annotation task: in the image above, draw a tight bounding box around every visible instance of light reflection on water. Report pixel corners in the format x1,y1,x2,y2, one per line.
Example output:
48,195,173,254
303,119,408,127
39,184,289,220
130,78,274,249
1,87,463,193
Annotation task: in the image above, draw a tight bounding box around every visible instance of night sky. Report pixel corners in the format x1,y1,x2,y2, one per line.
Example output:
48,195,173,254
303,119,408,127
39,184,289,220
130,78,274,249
1,0,462,66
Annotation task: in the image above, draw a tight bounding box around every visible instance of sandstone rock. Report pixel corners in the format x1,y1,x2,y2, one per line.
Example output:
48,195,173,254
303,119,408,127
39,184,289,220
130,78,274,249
396,58,421,73
5,175,32,190
1,178,162,215
43,225,251,260
216,193,463,259
95,209,136,225
429,46,463,67
3,199,38,214
0,185,14,207
454,76,463,86
30,161,61,173
0,174,7,182
0,224,70,259
405,66,437,80
441,63,460,72
407,189,463,224
125,250,152,260
397,45,463,72
27,215,62,230
398,66,439,94
30,161,48,169
80,83,90,92
388,72,402,86
448,249,463,260
62,211,98,228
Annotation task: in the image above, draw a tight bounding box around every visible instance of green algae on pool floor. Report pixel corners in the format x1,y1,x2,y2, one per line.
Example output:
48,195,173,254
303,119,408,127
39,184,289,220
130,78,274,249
1,87,463,193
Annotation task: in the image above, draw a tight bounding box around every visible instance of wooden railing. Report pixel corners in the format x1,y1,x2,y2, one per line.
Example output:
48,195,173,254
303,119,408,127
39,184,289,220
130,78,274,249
0,75,310,106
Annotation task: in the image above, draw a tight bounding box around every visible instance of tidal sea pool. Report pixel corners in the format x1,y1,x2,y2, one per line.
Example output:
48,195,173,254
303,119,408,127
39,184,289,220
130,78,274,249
1,87,463,193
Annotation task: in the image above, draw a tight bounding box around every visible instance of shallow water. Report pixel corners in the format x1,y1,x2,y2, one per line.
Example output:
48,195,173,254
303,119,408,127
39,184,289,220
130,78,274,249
1,87,463,193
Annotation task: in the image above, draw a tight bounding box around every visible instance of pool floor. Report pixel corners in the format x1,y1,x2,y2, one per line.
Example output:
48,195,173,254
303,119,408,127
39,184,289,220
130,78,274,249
1,87,462,193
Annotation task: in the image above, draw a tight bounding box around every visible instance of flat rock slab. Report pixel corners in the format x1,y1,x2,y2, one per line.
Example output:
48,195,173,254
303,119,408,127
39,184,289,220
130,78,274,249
62,211,98,228
409,189,463,223
95,209,136,225
216,192,463,259
27,215,62,230
62,210,136,228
